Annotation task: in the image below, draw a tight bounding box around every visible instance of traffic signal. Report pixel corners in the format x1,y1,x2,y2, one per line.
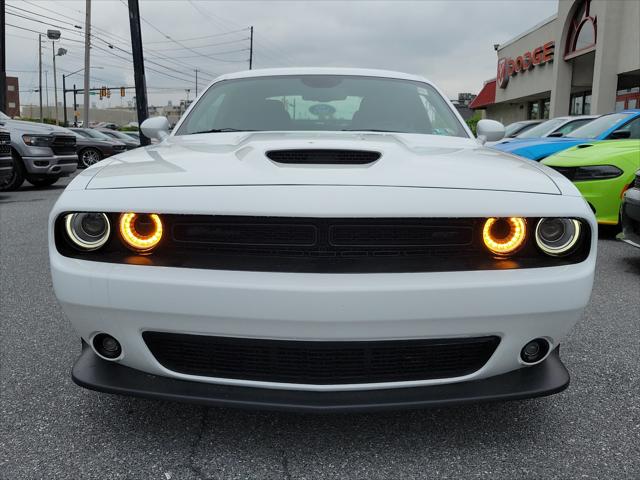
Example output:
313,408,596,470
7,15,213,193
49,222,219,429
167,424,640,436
120,87,126,97
107,88,111,99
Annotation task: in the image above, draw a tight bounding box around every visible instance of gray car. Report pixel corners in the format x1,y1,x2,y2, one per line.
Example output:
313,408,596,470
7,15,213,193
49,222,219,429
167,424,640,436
0,111,77,190
69,128,127,168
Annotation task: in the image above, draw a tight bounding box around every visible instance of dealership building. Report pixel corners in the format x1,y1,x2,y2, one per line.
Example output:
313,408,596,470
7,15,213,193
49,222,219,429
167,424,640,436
470,0,640,124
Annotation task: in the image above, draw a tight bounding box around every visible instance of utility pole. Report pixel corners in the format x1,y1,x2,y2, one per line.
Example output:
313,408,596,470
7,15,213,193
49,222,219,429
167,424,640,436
39,34,43,122
249,26,253,70
45,70,49,114
195,69,198,97
0,0,7,114
83,0,91,128
62,74,67,126
128,0,150,145
73,83,78,126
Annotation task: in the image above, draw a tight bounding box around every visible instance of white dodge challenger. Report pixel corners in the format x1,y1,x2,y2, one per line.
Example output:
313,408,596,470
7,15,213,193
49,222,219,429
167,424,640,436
49,68,596,411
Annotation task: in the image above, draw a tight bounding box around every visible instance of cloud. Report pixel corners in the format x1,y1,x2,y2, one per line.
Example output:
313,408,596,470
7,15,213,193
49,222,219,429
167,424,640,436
4,0,557,108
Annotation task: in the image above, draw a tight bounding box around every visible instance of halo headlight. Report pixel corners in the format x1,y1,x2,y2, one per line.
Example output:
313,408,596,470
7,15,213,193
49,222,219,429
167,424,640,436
535,218,581,256
64,213,111,251
119,212,163,252
482,217,527,256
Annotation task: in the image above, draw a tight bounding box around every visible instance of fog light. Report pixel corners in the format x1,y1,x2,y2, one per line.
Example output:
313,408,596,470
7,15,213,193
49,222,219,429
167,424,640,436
520,338,550,364
119,212,163,252
482,217,527,256
92,333,122,360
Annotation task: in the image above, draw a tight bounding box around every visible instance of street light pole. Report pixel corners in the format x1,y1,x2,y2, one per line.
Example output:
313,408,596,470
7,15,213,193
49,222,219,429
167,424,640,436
39,34,43,122
83,0,91,129
52,41,59,125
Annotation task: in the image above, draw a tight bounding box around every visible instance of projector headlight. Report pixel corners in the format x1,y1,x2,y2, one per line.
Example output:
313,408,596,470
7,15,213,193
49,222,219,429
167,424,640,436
119,212,163,252
535,218,582,256
64,213,111,251
482,217,527,256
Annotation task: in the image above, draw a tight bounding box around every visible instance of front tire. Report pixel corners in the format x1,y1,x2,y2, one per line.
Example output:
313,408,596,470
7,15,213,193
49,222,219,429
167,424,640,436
78,148,102,168
0,151,25,191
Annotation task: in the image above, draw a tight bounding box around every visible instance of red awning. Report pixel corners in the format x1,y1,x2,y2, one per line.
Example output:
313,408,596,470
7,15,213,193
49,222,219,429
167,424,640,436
469,79,496,109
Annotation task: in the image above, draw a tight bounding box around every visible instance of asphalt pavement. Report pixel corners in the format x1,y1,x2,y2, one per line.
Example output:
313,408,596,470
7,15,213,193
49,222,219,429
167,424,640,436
1,174,639,480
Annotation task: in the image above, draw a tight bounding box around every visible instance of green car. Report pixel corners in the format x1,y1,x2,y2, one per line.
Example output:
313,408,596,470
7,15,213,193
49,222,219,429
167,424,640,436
543,140,640,225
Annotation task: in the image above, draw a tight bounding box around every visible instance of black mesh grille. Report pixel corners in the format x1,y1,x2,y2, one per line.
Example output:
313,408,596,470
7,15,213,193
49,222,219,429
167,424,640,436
0,132,10,156
634,173,640,189
143,332,500,384
266,149,381,164
51,135,76,155
173,222,317,246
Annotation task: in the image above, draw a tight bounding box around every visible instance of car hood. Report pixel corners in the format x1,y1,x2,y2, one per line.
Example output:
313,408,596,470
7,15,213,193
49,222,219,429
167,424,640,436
492,137,593,161
542,140,640,167
492,137,581,153
85,132,561,194
1,118,75,135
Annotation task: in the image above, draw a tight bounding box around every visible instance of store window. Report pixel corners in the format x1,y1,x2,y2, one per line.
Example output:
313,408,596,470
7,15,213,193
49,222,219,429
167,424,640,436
565,0,597,59
570,91,592,115
616,86,640,111
527,98,550,120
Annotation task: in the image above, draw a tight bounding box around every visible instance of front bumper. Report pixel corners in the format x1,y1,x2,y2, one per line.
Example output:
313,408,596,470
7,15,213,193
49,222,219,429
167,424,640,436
619,187,640,248
23,154,78,176
73,343,569,412
574,178,627,225
52,252,594,393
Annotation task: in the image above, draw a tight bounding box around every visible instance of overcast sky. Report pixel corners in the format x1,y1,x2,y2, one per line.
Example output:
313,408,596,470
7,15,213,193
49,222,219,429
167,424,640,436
4,0,558,109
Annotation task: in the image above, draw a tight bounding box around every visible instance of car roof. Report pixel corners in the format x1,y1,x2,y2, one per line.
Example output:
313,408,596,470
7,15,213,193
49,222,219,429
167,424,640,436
214,67,430,84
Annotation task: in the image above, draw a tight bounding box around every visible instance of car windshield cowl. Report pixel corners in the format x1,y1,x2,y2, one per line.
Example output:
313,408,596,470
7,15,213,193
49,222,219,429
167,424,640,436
189,128,262,135
176,75,469,139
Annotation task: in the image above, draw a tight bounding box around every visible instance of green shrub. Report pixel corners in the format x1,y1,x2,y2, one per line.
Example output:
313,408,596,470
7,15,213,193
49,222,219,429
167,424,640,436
466,112,482,136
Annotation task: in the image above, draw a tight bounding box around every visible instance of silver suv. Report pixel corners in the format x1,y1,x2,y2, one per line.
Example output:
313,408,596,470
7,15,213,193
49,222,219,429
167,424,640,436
0,111,77,190
0,127,12,184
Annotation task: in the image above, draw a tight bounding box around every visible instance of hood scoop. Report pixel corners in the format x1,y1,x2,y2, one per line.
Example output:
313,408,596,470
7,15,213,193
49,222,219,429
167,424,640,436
266,149,381,165
577,143,594,149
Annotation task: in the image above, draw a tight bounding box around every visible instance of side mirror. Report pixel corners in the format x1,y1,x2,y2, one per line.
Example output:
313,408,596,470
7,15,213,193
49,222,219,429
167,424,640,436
140,116,170,141
609,129,631,140
547,131,564,138
476,119,505,144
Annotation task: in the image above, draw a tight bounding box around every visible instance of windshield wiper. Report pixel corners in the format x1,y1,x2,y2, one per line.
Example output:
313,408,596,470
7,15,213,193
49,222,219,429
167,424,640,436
189,128,261,135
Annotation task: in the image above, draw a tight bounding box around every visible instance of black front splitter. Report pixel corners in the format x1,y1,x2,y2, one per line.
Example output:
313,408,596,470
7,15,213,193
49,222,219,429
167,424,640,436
72,345,569,413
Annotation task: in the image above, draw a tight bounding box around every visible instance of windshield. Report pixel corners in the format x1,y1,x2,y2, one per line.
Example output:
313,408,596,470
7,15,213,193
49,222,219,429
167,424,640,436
566,113,632,139
0,111,9,121
106,130,135,140
176,75,468,137
517,118,566,138
76,129,112,140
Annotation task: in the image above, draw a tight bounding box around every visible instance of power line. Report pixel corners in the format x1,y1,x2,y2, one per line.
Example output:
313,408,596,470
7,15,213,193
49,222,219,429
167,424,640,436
9,3,216,83
144,28,249,44
117,0,246,66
